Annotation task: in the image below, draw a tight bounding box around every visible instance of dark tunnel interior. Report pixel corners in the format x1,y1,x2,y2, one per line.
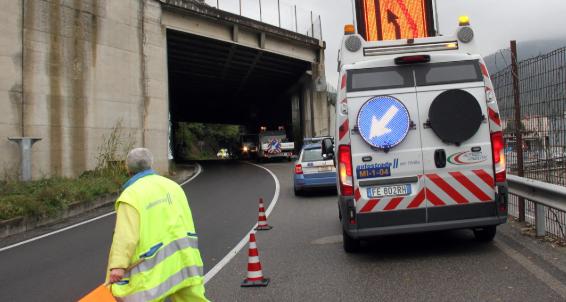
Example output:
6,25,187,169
167,29,311,134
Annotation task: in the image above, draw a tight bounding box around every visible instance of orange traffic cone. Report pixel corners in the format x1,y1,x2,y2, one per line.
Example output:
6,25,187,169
241,232,270,287
255,198,272,231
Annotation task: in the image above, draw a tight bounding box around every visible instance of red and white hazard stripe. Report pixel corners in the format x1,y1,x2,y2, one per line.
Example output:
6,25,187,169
356,176,427,213
354,170,495,213
425,169,495,206
480,61,503,133
337,73,350,144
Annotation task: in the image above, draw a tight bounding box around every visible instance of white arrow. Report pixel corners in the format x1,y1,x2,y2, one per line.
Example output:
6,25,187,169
370,106,399,139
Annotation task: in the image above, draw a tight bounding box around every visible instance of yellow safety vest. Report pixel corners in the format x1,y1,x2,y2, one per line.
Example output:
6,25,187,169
111,174,204,302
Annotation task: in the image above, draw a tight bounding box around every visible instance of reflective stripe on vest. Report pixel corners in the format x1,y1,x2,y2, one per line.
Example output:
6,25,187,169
123,265,204,302
129,236,199,276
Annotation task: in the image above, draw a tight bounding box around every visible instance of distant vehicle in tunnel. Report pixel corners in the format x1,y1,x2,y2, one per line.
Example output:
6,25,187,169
257,127,295,162
294,143,337,196
239,134,259,159
216,148,230,159
327,18,508,253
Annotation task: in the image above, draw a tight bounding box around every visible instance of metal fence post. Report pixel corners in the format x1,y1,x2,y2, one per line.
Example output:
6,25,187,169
277,0,281,27
535,204,546,237
217,0,219,8
310,11,314,37
318,15,323,40
259,0,262,21
239,0,242,15
295,5,299,32
511,40,526,222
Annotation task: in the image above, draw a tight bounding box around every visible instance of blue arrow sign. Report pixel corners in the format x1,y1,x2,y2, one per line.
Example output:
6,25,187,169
357,96,410,149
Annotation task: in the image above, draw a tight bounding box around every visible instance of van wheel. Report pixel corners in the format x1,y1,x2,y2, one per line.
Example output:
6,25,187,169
343,229,360,253
474,226,497,242
294,186,302,196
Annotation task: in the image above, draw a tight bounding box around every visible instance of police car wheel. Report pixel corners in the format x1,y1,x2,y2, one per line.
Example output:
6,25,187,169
294,186,302,196
473,226,497,242
343,229,360,253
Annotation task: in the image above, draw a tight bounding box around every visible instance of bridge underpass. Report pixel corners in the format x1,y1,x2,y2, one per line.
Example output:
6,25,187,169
161,0,331,159
167,29,310,135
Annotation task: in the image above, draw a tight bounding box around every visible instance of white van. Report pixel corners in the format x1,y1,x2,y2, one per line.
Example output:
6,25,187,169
323,18,508,252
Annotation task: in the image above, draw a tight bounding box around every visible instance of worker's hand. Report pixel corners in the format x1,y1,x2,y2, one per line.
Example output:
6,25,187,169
108,268,126,284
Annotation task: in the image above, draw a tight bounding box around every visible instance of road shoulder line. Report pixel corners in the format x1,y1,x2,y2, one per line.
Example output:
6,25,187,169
495,239,566,299
204,162,280,284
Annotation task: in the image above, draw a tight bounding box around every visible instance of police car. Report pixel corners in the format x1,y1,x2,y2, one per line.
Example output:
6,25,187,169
293,142,337,195
322,17,508,252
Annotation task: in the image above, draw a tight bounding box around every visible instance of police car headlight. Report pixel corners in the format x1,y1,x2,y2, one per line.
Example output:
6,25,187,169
457,26,474,43
345,36,362,52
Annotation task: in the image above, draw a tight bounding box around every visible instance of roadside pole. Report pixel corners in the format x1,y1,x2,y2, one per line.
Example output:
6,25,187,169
511,40,526,222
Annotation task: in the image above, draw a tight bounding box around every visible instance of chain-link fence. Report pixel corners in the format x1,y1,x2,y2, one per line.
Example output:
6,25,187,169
202,0,323,40
492,45,566,241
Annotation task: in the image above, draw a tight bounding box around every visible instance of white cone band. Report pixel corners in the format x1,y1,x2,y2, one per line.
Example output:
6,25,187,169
247,270,264,279
248,256,260,263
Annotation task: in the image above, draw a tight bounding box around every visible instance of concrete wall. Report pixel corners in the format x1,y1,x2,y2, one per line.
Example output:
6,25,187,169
0,0,23,177
0,0,330,179
0,0,169,179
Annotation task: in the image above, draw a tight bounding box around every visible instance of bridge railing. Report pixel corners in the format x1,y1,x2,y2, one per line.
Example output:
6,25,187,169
203,0,323,40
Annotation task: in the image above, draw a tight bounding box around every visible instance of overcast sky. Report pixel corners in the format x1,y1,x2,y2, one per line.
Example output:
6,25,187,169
278,0,566,87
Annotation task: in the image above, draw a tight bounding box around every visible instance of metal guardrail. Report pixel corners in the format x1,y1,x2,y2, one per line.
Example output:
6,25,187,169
507,175,566,240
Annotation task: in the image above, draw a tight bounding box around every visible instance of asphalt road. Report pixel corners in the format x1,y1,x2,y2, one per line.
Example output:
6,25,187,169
3,161,566,301
0,161,276,302
206,162,566,302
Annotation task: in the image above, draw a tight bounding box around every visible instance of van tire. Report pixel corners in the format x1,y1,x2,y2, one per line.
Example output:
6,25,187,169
343,229,360,253
294,186,302,196
474,226,497,242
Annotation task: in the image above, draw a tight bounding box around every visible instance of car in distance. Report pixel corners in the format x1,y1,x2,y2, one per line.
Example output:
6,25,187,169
216,148,230,159
293,143,337,195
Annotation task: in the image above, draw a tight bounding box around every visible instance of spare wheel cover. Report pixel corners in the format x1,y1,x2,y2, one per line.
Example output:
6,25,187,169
428,89,483,144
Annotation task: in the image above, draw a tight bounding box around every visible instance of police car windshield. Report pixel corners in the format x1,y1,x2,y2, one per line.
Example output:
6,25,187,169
302,148,324,162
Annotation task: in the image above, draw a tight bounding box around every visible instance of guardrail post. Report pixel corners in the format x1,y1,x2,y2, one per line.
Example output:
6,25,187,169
535,204,546,237
511,40,526,222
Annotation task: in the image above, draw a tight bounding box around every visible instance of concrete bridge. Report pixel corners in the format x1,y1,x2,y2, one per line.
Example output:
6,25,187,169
0,0,332,179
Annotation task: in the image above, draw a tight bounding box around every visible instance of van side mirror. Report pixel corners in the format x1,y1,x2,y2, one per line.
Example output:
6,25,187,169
321,138,335,160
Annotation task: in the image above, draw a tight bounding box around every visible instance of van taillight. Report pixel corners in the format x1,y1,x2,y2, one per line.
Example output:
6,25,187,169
338,145,354,196
294,164,303,175
491,131,506,182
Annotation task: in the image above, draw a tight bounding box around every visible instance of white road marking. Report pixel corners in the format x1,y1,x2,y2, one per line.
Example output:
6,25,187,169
204,162,280,284
0,163,203,253
495,239,566,299
181,163,202,186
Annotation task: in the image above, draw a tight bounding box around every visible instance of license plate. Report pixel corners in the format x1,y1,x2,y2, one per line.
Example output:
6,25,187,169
318,166,333,172
367,184,411,198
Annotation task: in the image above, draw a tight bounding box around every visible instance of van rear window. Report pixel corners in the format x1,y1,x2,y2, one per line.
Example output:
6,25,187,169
347,67,413,92
415,60,482,86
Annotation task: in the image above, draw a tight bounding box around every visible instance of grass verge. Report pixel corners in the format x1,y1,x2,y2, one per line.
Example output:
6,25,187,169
0,169,127,221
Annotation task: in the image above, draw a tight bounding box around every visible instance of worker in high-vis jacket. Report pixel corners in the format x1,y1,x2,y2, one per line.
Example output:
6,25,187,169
106,148,208,302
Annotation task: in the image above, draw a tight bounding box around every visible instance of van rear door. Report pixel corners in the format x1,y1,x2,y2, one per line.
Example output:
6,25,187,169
414,60,497,223
346,66,427,228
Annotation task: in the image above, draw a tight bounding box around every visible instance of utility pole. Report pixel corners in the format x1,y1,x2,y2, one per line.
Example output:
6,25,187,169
511,40,526,222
